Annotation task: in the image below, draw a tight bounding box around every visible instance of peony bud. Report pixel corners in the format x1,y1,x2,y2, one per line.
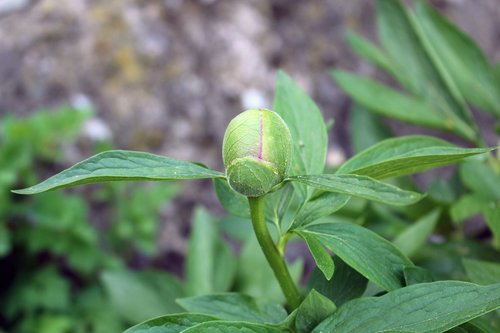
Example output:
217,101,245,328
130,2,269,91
222,108,292,197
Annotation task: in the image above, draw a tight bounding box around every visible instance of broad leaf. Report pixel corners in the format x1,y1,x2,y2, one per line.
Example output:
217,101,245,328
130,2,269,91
177,293,287,324
337,136,493,180
313,281,500,333
13,150,224,194
463,259,500,286
186,207,236,296
300,223,413,291
183,321,286,333
307,256,368,307
414,2,500,116
101,270,184,324
273,71,327,198
289,174,423,206
298,231,334,280
393,209,440,257
290,191,350,229
124,314,217,333
295,290,336,333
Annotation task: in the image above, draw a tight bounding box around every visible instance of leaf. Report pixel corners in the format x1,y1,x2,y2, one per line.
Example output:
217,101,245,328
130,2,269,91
337,135,493,180
177,293,287,324
450,195,491,223
414,2,500,116
460,161,500,201
307,256,368,307
484,206,500,249
124,314,217,333
376,0,475,129
333,71,447,129
298,232,334,280
300,223,413,291
403,266,434,286
290,174,423,206
183,321,287,333
186,207,236,296
313,281,500,333
463,258,500,286
295,290,336,333
101,270,184,324
13,150,225,194
236,234,304,305
345,30,403,82
393,209,440,257
273,70,328,198
349,103,393,154
214,179,250,218
290,191,350,229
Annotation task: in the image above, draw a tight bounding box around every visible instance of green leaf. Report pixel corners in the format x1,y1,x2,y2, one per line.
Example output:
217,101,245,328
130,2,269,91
313,281,500,333
484,206,500,249
450,194,491,223
463,259,500,286
273,70,328,198
298,232,334,280
183,321,286,333
376,0,475,129
124,314,217,333
214,179,250,218
337,135,493,180
295,290,336,333
307,256,368,307
460,161,500,201
236,234,304,304
403,266,434,286
290,174,423,206
177,293,287,324
13,150,225,194
290,191,350,229
350,103,392,154
300,223,413,291
393,209,440,257
186,207,236,296
414,2,500,116
101,270,184,324
345,30,403,82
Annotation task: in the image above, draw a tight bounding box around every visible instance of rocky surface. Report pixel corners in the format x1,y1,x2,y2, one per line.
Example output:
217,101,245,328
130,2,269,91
1,0,499,256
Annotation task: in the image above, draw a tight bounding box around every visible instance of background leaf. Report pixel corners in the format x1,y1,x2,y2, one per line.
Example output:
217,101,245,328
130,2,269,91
463,259,500,285
314,281,500,333
393,209,440,257
300,223,413,291
13,150,224,194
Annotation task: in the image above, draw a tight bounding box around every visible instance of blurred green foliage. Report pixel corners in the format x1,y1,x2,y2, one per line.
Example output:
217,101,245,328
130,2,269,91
0,108,180,333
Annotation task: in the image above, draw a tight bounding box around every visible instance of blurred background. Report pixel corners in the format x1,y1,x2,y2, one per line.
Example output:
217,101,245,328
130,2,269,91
1,0,499,332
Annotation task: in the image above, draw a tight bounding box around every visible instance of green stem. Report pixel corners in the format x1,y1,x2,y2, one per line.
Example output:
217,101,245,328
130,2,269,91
248,196,301,310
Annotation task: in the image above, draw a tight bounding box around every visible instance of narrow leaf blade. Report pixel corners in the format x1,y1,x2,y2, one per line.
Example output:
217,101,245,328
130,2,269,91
298,231,334,280
13,150,224,194
290,174,423,206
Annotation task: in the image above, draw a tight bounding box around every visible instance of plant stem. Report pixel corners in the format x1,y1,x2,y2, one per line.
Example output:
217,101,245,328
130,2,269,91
248,196,301,310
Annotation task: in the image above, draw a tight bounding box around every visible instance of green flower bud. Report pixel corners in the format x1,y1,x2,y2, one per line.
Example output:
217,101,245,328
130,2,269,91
223,108,292,197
